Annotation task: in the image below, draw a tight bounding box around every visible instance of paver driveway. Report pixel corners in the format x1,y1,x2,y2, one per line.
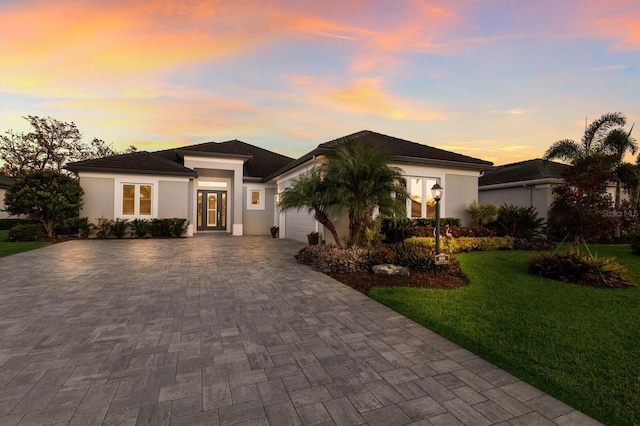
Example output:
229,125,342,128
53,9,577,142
0,235,601,425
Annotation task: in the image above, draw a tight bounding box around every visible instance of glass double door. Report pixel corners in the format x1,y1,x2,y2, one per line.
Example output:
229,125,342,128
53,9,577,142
197,190,227,231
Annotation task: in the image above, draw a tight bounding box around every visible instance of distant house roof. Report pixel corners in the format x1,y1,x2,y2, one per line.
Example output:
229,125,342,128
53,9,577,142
267,130,494,180
156,139,295,180
66,151,198,177
479,159,568,188
0,175,15,189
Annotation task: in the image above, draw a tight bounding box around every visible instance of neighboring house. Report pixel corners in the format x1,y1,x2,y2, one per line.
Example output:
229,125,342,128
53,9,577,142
66,130,494,243
478,159,569,220
0,175,16,219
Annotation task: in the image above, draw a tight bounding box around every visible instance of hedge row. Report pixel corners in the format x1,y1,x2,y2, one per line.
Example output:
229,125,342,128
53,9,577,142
405,236,514,252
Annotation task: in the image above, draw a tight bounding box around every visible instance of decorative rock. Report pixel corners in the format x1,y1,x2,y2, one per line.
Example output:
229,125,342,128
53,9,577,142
372,264,410,276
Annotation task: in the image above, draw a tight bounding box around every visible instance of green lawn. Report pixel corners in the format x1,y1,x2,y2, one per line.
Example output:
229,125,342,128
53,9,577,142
369,245,640,426
0,229,50,257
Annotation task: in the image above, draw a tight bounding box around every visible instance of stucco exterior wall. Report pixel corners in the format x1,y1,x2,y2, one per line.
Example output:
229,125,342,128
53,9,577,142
242,185,276,235
158,180,189,218
80,176,115,221
443,174,479,226
479,186,555,220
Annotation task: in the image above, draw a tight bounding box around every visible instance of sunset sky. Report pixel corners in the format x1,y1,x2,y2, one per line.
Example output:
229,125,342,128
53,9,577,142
1,0,639,166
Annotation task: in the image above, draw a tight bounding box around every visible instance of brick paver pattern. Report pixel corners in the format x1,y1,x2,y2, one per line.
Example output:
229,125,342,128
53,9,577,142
0,235,602,425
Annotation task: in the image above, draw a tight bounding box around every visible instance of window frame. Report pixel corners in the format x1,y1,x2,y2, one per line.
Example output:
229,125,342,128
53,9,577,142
246,186,265,210
114,177,158,219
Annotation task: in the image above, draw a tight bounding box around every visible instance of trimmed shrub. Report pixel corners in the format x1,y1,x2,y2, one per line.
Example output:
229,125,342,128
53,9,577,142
168,218,189,237
149,219,172,238
131,218,149,238
369,245,397,265
0,219,38,230
111,218,129,238
389,241,435,271
295,245,369,274
94,217,112,239
67,217,93,238
406,236,513,252
8,224,45,242
528,251,635,288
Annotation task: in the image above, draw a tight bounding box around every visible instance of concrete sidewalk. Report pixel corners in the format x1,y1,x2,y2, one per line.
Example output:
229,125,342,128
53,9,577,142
0,235,601,425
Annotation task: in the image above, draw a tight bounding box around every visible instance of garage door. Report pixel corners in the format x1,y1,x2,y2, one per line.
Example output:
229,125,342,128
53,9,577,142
284,209,316,243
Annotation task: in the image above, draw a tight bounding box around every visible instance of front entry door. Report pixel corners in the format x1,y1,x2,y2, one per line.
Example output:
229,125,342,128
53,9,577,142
197,190,227,231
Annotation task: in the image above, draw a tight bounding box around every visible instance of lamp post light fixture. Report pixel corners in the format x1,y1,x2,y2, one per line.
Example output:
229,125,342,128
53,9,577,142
431,183,444,273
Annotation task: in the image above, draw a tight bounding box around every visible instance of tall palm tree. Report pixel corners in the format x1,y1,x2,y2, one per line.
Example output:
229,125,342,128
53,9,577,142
322,140,409,247
278,167,343,249
544,112,628,162
602,125,637,213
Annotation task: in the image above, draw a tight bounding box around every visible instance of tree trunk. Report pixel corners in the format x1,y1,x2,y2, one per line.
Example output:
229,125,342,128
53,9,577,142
615,180,621,238
315,211,342,249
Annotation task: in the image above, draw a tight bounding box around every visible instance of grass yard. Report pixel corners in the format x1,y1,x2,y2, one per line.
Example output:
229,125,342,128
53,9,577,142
0,229,50,257
369,245,640,426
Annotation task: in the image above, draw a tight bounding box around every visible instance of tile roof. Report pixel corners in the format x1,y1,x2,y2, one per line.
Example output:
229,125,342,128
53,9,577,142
266,130,494,180
157,140,295,180
479,159,568,187
65,151,198,177
0,175,15,189
318,130,493,167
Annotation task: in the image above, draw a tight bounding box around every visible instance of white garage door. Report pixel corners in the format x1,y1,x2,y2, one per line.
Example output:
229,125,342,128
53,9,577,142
285,209,316,243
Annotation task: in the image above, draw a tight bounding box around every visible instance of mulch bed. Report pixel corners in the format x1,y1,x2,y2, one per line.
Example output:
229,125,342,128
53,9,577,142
329,268,469,294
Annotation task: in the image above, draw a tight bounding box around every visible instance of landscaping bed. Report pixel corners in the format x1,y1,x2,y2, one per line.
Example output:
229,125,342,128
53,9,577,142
330,268,468,294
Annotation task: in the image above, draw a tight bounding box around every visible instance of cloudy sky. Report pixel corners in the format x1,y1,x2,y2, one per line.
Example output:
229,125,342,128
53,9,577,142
1,0,638,165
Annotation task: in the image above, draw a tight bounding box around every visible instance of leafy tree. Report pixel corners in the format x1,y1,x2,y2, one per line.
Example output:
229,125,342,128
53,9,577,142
278,168,343,248
0,116,136,177
322,140,409,247
547,156,614,249
4,170,84,237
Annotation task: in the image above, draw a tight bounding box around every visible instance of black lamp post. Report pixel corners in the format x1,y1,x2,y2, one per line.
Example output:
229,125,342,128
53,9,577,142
431,183,443,269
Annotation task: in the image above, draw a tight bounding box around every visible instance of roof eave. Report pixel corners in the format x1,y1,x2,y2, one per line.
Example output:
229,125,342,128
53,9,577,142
177,150,253,162
65,166,198,178
393,155,495,171
479,178,563,190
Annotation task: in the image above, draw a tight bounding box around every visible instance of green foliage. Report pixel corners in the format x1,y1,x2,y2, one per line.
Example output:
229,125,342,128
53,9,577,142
0,219,37,230
295,245,370,274
388,241,435,271
94,217,112,238
406,236,514,252
490,204,545,239
630,227,640,255
67,216,93,238
357,215,385,250
547,156,615,243
168,218,189,237
467,200,498,227
370,246,640,426
8,224,45,242
149,218,172,237
4,170,84,237
513,238,555,251
0,229,49,257
111,218,129,238
131,218,149,238
0,115,137,177
528,251,635,288
369,245,397,265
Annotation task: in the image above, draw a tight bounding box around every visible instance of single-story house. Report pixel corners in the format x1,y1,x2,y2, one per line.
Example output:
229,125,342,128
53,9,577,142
66,130,494,243
0,174,16,219
478,159,568,220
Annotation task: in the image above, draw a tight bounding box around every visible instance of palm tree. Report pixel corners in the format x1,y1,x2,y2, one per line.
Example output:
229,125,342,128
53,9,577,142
602,125,637,211
322,140,409,247
544,112,628,162
278,167,343,249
